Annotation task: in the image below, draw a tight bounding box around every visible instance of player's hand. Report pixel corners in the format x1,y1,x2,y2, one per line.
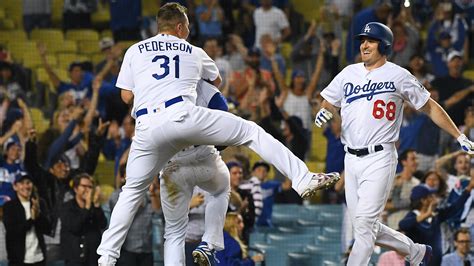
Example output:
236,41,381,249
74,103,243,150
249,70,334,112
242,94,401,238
457,134,474,155
314,108,333,127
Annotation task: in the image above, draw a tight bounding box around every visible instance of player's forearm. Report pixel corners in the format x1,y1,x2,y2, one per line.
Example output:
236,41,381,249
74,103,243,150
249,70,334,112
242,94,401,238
320,100,339,114
422,98,461,139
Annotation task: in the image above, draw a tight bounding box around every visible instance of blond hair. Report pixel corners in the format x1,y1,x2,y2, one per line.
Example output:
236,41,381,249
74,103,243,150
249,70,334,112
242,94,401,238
156,3,187,32
224,212,248,258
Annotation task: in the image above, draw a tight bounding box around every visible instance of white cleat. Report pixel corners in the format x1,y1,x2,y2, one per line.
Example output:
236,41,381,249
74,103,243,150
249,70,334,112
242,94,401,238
298,172,340,199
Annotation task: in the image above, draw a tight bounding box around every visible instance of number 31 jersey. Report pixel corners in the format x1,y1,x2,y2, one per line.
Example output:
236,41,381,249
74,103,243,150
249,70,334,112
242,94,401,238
116,34,219,117
320,62,430,148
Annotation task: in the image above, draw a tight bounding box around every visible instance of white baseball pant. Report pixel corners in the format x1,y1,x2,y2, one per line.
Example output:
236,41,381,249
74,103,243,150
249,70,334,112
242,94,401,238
344,143,424,265
160,145,230,265
97,99,311,260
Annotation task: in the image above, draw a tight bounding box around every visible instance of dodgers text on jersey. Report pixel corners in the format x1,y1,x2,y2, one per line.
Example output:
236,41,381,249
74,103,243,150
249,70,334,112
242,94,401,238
344,79,396,103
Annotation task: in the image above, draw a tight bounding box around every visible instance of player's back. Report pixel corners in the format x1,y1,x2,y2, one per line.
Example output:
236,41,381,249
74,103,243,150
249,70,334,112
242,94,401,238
121,34,208,111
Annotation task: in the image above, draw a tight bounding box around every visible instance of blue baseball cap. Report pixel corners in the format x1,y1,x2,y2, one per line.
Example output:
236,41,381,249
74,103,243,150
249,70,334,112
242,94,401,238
226,161,242,170
291,69,305,80
410,185,436,201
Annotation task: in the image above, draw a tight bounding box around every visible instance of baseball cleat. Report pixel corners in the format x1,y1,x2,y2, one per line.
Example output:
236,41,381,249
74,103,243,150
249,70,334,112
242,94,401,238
192,241,218,266
300,172,340,199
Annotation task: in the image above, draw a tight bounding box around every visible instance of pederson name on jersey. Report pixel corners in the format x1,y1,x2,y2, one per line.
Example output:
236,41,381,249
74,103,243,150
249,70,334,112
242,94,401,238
344,80,396,104
138,41,192,54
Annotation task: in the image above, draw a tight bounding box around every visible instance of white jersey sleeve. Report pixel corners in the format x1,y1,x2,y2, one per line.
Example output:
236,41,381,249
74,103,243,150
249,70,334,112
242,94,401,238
116,47,134,90
400,71,430,110
198,48,220,81
320,68,346,107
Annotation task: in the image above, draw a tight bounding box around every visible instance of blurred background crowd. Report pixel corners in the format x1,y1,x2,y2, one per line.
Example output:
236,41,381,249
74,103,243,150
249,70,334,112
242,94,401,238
0,0,473,265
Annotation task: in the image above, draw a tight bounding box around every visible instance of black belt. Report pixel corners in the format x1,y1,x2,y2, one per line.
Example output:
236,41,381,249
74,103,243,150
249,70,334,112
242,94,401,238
135,96,184,118
347,145,383,157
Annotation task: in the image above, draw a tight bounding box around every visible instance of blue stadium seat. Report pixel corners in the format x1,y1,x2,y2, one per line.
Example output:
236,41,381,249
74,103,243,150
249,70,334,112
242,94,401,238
287,252,312,266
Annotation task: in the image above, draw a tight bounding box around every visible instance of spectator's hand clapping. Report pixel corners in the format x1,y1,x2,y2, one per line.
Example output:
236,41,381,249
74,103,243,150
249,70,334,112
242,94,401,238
31,197,40,220
93,185,101,207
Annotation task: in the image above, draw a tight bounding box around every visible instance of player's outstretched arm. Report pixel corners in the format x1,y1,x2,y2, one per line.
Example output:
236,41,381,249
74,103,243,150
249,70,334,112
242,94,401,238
314,100,338,128
421,98,474,154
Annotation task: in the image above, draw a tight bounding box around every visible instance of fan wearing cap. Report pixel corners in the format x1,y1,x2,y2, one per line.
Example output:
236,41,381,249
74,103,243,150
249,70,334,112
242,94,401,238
37,43,112,105
3,172,51,265
399,179,474,265
430,50,474,126
0,138,25,203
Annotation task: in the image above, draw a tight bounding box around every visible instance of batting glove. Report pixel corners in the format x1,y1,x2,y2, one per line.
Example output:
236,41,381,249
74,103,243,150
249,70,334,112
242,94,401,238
457,134,474,155
314,108,333,127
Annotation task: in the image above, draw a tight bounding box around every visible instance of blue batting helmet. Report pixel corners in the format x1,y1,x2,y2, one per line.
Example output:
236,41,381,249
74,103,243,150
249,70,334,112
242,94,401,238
355,22,393,55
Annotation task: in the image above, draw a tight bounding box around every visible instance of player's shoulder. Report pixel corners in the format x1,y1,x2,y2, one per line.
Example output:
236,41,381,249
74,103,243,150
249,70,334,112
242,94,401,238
386,62,413,77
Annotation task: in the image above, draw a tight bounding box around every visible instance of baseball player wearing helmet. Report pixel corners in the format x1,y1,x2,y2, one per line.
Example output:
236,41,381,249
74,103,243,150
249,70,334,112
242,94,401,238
315,22,474,265
160,80,230,266
97,3,339,265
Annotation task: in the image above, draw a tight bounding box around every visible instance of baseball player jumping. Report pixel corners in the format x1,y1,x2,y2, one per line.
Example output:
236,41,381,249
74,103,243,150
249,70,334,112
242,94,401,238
97,3,339,265
314,22,474,265
160,80,230,266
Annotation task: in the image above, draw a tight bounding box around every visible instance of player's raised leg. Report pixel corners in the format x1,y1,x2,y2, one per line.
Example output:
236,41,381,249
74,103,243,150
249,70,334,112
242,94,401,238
167,102,340,198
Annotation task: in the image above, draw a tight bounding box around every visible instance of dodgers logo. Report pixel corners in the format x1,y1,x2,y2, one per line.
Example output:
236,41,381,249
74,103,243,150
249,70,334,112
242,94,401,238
344,80,396,103
364,24,371,33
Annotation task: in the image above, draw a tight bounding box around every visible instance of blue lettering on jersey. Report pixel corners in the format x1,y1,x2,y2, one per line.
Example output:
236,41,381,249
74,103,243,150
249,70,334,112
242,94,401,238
344,80,396,103
138,41,192,54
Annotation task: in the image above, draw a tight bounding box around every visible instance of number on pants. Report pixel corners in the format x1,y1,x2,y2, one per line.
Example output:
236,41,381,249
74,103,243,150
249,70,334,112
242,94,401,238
372,100,396,121
152,55,180,80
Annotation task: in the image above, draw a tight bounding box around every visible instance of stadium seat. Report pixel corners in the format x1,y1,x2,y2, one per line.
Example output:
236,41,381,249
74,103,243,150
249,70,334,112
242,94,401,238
249,232,266,245
95,160,115,187
51,0,63,26
30,28,64,43
0,0,22,29
30,107,49,135
116,40,138,50
91,4,110,26
280,42,293,64
100,30,113,39
465,70,474,80
22,52,57,68
48,40,78,54
57,53,91,69
78,40,101,54
0,30,27,43
0,18,15,30
91,52,104,65
66,29,100,41
7,40,37,61
287,252,312,266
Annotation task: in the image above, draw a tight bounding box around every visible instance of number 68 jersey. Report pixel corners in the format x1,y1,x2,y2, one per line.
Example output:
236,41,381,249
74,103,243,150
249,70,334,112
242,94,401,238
320,62,430,148
116,34,219,118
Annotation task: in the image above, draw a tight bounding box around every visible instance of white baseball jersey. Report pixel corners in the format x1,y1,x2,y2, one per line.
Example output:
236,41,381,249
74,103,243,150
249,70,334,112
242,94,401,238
116,34,219,118
321,62,430,148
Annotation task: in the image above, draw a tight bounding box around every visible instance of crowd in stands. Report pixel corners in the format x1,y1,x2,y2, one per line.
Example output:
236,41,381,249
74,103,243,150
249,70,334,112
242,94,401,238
0,0,473,265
